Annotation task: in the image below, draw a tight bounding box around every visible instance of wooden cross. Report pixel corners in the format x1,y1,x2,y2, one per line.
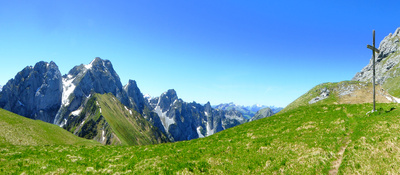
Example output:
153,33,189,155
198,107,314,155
367,30,380,112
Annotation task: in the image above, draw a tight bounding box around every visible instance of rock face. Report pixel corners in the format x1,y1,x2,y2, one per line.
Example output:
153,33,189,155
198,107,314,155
54,57,130,126
145,90,247,141
0,61,62,123
353,27,400,84
124,80,147,114
249,107,273,122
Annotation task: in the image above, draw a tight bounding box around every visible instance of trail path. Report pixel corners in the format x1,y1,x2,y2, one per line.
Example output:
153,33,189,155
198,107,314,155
329,139,351,175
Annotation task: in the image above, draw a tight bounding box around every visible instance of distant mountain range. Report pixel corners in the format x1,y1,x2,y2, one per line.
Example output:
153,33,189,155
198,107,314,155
0,57,272,144
213,102,283,119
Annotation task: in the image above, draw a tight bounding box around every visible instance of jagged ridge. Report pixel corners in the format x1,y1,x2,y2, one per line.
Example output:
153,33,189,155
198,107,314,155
0,57,249,143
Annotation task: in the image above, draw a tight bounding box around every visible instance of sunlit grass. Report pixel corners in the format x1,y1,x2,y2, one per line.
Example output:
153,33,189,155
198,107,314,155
2,103,400,173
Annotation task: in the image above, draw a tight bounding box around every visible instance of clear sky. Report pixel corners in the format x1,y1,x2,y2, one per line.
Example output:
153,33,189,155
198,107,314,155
0,0,400,107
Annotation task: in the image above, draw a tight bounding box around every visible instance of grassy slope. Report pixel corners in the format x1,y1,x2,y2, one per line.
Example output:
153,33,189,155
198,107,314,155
96,93,168,145
383,73,400,97
0,108,98,146
2,102,400,174
280,82,342,113
65,93,168,146
280,80,393,113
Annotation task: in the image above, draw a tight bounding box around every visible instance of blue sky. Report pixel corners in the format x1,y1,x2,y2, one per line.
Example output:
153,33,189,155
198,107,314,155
0,0,399,107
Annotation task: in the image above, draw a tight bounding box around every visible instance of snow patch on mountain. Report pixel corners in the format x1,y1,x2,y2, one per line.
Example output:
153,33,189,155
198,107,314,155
61,76,76,106
71,108,82,116
154,105,175,132
197,127,204,138
206,122,215,136
80,120,85,126
101,130,106,142
85,59,95,70
144,94,152,99
60,119,67,128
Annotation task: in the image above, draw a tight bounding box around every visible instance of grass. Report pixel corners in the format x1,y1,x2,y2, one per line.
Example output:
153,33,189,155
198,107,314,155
281,81,351,113
383,72,400,97
65,93,169,145
3,102,400,173
95,93,169,145
0,108,98,146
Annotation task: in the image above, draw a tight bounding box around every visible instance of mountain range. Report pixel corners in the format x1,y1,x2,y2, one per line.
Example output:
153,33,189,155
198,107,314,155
0,57,262,144
213,102,283,119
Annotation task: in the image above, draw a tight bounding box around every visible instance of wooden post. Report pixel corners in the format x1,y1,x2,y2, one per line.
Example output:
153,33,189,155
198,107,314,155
373,30,376,112
367,30,380,112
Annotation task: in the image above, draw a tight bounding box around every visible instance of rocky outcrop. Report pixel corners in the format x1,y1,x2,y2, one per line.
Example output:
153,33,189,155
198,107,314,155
249,107,273,122
353,27,400,84
309,87,330,104
0,61,62,123
145,89,247,141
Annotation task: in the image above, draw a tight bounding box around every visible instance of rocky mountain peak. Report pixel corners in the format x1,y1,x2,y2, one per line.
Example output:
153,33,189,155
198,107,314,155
157,89,178,110
163,89,177,98
249,107,273,122
0,61,62,123
204,101,212,112
126,79,137,86
89,57,114,72
91,57,103,65
124,79,146,114
54,58,129,125
353,27,400,84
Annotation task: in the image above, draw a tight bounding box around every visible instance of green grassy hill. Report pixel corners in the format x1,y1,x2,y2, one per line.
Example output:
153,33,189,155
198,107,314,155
65,93,169,145
281,81,396,113
0,108,98,146
2,102,400,174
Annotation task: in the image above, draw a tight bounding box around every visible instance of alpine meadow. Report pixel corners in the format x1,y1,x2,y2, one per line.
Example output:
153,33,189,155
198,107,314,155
2,1,400,174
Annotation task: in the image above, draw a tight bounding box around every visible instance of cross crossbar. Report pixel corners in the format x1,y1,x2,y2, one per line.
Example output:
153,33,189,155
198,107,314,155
367,45,380,53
